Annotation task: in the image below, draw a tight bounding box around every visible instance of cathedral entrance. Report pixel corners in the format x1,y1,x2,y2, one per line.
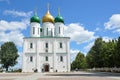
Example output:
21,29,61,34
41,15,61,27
44,64,49,72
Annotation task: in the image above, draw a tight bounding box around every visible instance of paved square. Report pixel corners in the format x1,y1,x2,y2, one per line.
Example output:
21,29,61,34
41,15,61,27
0,71,120,80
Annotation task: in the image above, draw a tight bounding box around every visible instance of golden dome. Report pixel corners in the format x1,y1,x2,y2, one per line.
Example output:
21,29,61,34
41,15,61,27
42,11,54,23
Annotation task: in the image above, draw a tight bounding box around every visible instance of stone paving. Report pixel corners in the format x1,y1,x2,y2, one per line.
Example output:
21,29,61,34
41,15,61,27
0,71,120,80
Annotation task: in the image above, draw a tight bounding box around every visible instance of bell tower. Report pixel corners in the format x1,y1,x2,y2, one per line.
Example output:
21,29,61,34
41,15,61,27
42,4,55,37
55,8,65,37
30,10,41,37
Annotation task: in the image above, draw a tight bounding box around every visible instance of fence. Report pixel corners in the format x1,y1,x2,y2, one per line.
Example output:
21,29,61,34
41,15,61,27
88,67,120,72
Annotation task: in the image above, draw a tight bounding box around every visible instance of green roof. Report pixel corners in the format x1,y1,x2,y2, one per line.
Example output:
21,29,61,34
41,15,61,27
54,14,64,23
30,14,40,23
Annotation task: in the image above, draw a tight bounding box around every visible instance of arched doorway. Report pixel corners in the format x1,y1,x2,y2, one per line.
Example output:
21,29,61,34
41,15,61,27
44,64,49,72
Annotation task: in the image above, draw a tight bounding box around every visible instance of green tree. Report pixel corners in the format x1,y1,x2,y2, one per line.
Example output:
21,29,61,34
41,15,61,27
71,52,87,70
86,49,96,68
0,42,19,71
115,37,120,67
86,37,117,68
71,60,77,70
103,40,116,67
86,38,105,68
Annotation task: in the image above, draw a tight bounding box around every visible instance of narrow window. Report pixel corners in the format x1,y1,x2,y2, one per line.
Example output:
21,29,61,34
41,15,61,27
40,28,42,32
30,56,33,62
47,28,48,35
45,49,48,52
46,43,48,48
60,56,63,62
45,56,48,61
63,28,64,34
51,29,53,36
41,29,45,35
30,43,33,48
60,42,62,48
33,27,35,34
59,27,61,34
38,28,39,34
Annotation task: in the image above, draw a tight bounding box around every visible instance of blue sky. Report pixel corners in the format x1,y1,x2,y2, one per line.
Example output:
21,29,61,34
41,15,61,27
0,0,120,69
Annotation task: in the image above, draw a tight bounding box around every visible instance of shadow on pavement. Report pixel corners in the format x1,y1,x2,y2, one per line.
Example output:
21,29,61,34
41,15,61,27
45,72,120,77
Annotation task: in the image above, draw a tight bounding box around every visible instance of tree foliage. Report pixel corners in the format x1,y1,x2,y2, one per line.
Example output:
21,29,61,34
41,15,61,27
71,52,87,70
86,37,120,68
115,37,120,67
0,42,19,71
71,37,120,69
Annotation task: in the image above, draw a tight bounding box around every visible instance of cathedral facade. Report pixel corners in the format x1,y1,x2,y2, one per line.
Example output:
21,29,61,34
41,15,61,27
22,7,70,72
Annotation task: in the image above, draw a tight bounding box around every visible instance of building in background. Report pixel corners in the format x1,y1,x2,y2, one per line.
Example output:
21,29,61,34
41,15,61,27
22,6,70,72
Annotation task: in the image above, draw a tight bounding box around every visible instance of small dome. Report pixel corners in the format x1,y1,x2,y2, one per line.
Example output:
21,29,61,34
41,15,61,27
30,13,40,23
42,11,54,23
55,14,64,23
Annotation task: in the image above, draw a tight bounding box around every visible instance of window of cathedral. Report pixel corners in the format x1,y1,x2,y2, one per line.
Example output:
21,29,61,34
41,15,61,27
45,43,48,48
45,56,48,61
38,28,39,34
40,28,42,32
33,27,35,34
63,28,64,34
59,27,61,34
47,28,48,35
30,43,33,48
60,42,62,48
45,49,48,52
60,56,63,62
30,56,33,62
51,29,53,36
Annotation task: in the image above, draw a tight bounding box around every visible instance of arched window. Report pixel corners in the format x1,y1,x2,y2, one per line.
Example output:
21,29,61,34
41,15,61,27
60,42,62,48
40,28,42,32
51,29,53,36
33,27,35,34
38,28,39,34
45,43,48,48
30,56,33,62
45,56,48,61
60,56,63,62
63,27,64,34
47,28,48,35
59,27,61,34
30,43,33,48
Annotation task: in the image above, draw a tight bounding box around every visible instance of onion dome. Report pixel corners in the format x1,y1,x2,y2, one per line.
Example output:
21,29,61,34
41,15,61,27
42,10,54,23
55,9,64,23
42,4,54,23
55,14,64,23
30,12,40,23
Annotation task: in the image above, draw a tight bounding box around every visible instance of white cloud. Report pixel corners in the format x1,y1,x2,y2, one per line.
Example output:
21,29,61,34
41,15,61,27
64,23,96,44
102,36,113,42
0,18,29,47
70,49,79,54
0,31,24,47
0,10,31,47
4,10,32,17
113,29,120,33
104,14,120,33
0,20,28,31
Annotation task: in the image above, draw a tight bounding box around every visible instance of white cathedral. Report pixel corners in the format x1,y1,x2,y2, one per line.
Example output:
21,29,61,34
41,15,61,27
22,6,70,72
